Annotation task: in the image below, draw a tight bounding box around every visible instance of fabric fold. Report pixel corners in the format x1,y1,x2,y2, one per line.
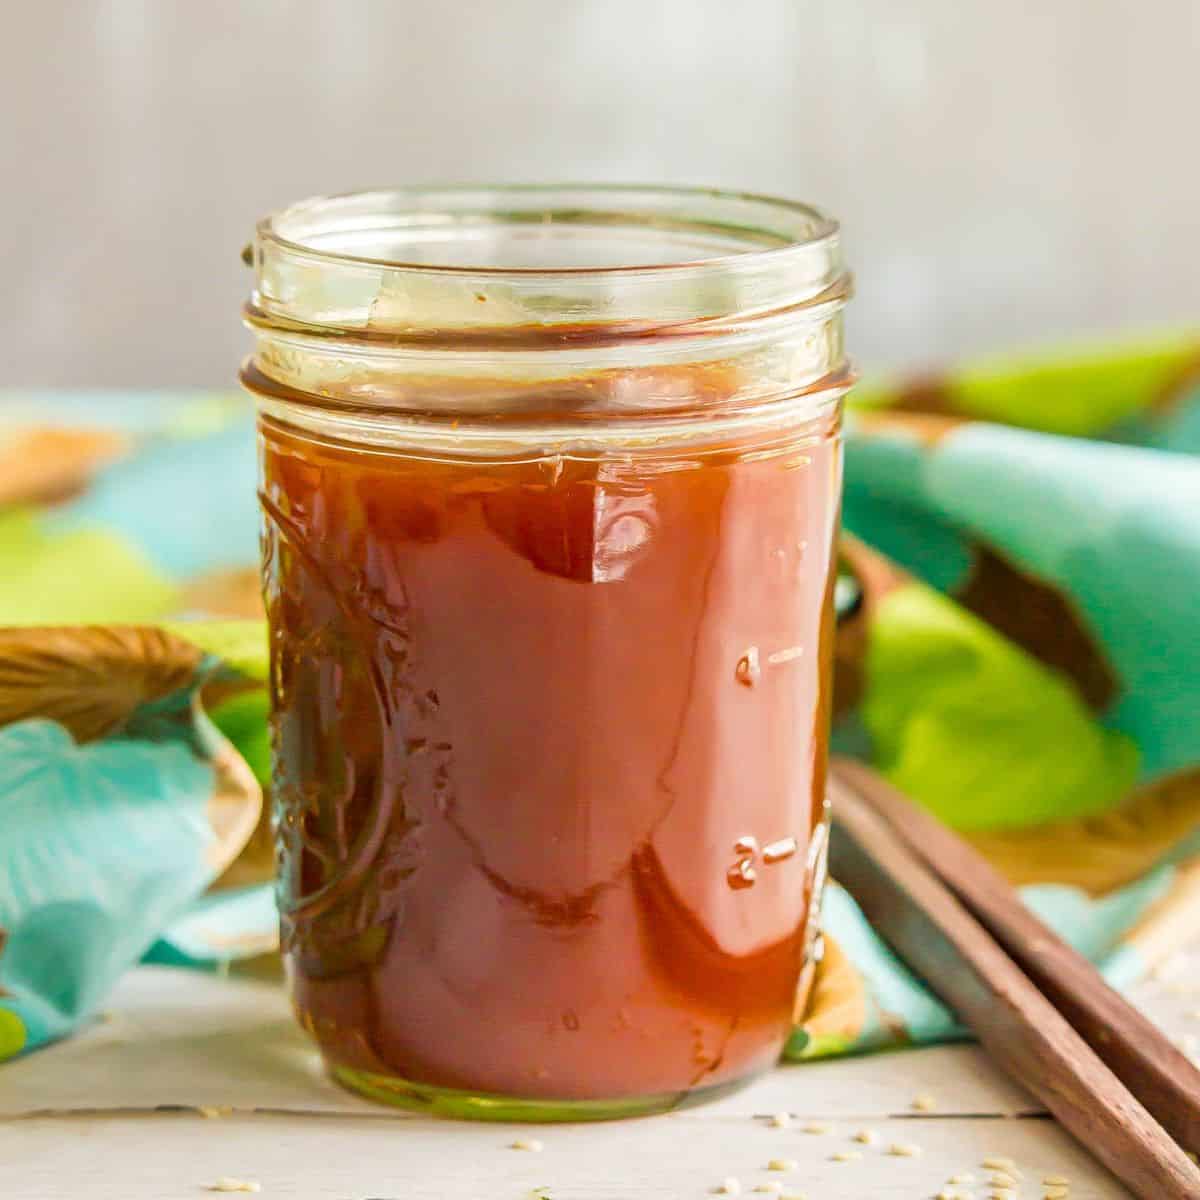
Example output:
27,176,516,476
1,348,1199,1063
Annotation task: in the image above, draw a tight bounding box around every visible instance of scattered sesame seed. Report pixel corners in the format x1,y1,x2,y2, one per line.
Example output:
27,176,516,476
209,1181,261,1195
990,1191,1016,1200
989,1170,1019,1187
767,1112,792,1129
716,1178,742,1196
753,1184,783,1194
767,646,804,666
1042,1175,1070,1187
851,1129,877,1145
509,1138,544,1152
911,1093,937,1112
982,1156,1017,1171
1044,1187,1071,1199
767,1158,798,1172
937,1191,968,1200
802,1121,832,1135
830,1150,862,1162
947,1175,976,1186
780,1194,808,1200
887,1142,921,1158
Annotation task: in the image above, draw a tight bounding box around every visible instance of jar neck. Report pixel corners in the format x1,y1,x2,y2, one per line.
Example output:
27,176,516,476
242,185,852,437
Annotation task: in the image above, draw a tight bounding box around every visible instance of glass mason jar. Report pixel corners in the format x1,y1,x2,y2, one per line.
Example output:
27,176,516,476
242,186,851,1120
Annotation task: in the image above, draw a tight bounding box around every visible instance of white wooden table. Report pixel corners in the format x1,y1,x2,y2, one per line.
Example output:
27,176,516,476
2,949,1198,1200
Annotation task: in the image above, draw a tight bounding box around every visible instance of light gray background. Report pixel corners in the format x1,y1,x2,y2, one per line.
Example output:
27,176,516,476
3,0,1197,387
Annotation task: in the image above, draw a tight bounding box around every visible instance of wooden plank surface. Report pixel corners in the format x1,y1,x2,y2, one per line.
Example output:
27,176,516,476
2,951,1198,1199
0,1110,1135,1200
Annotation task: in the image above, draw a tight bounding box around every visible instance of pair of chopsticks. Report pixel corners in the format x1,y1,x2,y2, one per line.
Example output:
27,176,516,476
828,757,1200,1200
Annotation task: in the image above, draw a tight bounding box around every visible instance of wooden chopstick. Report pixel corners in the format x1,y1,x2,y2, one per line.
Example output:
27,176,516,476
832,756,1200,1155
828,773,1200,1200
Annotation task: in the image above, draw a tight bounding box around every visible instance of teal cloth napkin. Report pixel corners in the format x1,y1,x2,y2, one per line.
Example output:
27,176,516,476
2,332,1199,1064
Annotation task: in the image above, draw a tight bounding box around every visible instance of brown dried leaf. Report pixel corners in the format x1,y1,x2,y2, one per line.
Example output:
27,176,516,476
206,736,265,877
957,545,1118,710
796,933,868,1041
853,408,971,446
968,766,1200,894
181,568,265,620
0,625,204,742
1149,348,1200,417
212,800,275,889
0,428,129,507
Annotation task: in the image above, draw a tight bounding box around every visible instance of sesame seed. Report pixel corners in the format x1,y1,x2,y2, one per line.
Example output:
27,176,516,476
1044,1187,1071,1199
982,1156,1017,1171
947,1175,976,1185
780,1194,808,1200
767,646,804,665
802,1121,831,1135
753,1185,783,1194
851,1129,877,1145
989,1170,1018,1187
767,1112,792,1129
716,1178,742,1196
937,1191,968,1200
209,1181,261,1195
767,1158,798,1172
1042,1175,1070,1186
990,1191,1016,1200
911,1093,937,1111
509,1138,544,1152
831,1150,862,1162
887,1142,921,1157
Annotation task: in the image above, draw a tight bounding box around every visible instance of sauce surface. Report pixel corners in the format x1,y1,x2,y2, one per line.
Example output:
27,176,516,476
261,409,840,1101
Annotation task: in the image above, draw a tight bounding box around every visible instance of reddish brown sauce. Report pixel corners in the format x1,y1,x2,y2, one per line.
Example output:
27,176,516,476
261,403,840,1102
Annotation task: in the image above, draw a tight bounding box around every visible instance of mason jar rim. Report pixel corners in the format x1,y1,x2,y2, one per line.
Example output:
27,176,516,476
256,183,841,280
244,184,851,442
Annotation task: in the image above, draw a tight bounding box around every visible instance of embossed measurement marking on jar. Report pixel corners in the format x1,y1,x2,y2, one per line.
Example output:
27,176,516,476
726,834,800,889
736,644,804,684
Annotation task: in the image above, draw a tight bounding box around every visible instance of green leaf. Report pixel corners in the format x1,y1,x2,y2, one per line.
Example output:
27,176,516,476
0,1008,27,1061
163,620,268,682
947,333,1196,436
209,688,271,786
864,582,1140,830
0,510,178,625
849,330,1200,436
